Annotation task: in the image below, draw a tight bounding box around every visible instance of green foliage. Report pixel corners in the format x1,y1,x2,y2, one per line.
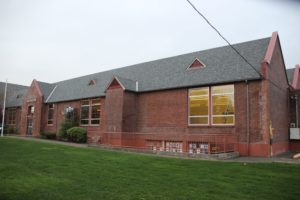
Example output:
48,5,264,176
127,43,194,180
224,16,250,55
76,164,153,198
58,120,73,139
66,127,87,143
58,108,79,139
1,125,8,134
40,131,56,140
7,127,16,134
2,126,17,135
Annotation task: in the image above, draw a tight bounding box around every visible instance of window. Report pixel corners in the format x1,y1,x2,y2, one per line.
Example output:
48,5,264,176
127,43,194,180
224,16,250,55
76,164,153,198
80,99,101,125
211,85,234,125
189,142,209,154
80,100,90,125
28,105,34,114
188,84,234,125
189,88,209,125
7,109,16,125
91,99,101,124
165,142,183,153
47,104,54,125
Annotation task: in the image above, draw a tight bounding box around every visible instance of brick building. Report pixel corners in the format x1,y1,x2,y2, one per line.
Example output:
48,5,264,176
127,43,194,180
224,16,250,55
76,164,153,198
1,32,300,157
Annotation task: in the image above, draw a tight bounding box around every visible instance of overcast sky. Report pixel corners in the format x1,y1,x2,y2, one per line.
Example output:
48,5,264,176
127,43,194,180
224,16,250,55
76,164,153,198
1,0,300,86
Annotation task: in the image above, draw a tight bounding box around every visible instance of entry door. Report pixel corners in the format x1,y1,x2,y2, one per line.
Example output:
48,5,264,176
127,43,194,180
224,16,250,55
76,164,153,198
27,118,33,135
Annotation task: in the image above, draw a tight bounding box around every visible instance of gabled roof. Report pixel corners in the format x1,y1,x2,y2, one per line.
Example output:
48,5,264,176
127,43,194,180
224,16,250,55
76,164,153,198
33,37,270,103
0,82,29,108
114,76,137,92
37,81,56,101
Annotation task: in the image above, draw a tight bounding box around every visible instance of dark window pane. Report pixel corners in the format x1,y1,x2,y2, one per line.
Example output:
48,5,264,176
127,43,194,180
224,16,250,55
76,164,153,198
91,105,100,118
81,100,89,106
92,99,101,105
48,109,54,120
81,120,89,125
81,107,89,119
91,119,100,124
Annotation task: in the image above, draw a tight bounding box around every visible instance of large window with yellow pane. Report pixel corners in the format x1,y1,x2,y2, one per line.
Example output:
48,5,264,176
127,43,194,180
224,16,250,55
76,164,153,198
189,87,209,125
188,85,234,125
211,85,234,125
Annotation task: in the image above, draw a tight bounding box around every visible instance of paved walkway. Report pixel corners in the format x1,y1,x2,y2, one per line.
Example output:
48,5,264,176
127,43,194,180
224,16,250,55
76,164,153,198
227,151,300,164
5,135,300,164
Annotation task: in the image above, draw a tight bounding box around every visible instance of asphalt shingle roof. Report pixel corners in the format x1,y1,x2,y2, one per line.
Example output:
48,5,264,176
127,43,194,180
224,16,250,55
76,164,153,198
286,68,294,84
37,81,56,101
41,37,271,103
0,82,28,108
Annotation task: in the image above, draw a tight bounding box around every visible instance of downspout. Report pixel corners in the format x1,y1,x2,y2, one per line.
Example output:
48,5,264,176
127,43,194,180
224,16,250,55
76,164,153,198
295,95,298,127
246,80,250,156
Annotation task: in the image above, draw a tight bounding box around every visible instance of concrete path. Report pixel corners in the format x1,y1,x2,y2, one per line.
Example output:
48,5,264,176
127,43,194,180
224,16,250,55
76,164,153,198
5,135,300,164
228,152,300,164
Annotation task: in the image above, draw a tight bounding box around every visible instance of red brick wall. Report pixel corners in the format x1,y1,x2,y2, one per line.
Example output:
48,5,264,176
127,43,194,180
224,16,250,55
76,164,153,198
105,88,124,133
20,81,43,136
122,92,137,132
41,98,105,140
4,107,22,134
41,100,81,133
266,39,290,156
132,82,266,155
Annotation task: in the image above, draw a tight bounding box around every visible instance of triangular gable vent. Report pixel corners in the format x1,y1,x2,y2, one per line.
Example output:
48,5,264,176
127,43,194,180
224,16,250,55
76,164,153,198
88,79,96,86
187,58,206,70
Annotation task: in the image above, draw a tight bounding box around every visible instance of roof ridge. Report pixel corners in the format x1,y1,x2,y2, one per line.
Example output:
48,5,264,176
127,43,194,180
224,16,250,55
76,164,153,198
50,37,271,85
0,82,29,88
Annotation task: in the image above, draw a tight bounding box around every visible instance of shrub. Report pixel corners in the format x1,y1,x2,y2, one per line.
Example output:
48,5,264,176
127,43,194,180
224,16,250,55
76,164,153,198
7,126,15,134
58,120,73,139
58,108,79,139
66,127,87,143
41,131,56,140
2,125,8,134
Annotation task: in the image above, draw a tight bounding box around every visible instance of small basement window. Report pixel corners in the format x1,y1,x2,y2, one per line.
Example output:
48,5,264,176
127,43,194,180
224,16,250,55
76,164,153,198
187,58,206,70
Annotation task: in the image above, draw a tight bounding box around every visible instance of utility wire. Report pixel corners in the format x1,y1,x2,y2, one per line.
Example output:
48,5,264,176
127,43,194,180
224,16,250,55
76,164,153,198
186,0,262,77
185,0,288,92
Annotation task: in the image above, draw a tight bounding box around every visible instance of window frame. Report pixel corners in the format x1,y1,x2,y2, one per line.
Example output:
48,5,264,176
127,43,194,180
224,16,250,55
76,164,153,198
7,108,16,125
188,87,210,126
188,84,235,126
47,104,55,125
211,85,235,126
80,98,101,126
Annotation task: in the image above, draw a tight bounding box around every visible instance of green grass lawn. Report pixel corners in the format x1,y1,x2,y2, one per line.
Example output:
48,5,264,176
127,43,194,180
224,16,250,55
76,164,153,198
0,137,300,200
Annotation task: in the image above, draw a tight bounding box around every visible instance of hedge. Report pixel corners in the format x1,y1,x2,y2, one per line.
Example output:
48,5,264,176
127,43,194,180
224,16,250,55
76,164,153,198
40,131,56,140
66,127,87,143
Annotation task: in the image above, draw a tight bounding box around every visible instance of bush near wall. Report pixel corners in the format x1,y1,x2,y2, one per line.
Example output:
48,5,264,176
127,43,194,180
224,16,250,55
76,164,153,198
66,127,87,143
58,108,79,139
58,120,73,139
7,127,16,134
40,131,56,140
2,126,18,135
